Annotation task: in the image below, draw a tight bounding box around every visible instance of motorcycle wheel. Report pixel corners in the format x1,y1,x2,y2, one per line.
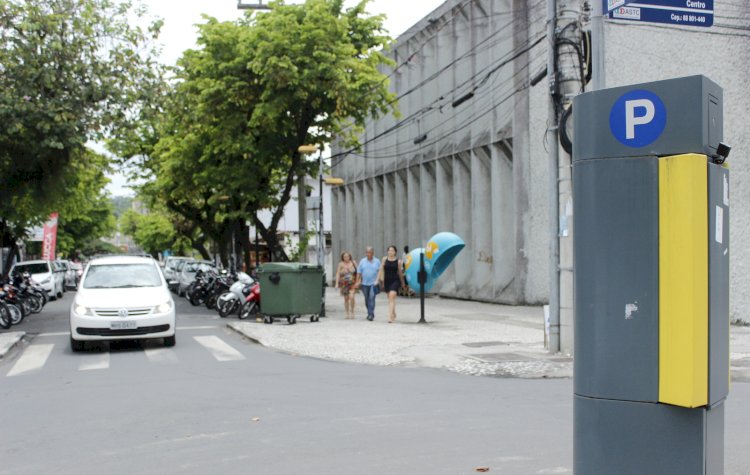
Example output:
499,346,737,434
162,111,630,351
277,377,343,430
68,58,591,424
29,294,43,314
188,290,205,306
239,301,258,320
218,298,239,318
0,302,11,329
7,303,23,325
205,293,218,310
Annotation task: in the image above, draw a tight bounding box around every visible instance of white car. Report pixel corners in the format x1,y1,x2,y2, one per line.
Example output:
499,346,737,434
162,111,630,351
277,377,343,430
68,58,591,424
11,260,64,299
69,255,176,351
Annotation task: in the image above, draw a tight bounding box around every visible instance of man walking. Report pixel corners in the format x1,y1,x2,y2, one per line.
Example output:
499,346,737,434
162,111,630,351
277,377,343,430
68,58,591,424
357,247,380,320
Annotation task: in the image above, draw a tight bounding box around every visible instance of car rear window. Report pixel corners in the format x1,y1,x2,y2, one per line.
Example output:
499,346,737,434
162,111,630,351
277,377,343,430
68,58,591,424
83,263,163,289
14,263,50,274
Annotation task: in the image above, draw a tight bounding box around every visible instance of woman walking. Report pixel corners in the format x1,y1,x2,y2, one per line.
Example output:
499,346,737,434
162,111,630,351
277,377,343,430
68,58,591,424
335,251,358,319
378,245,406,323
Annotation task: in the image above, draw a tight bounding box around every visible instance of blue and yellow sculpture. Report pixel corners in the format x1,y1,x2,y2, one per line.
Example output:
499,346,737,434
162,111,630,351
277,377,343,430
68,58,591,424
404,232,465,293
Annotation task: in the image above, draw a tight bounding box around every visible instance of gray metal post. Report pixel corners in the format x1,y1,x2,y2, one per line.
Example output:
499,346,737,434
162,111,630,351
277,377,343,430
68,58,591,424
318,149,324,268
546,0,560,353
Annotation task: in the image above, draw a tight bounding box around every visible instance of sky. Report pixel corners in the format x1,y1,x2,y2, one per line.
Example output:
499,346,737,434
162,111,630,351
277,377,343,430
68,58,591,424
107,0,445,196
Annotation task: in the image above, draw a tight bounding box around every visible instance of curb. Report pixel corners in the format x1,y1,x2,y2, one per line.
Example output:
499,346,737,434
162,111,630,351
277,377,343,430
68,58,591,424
226,323,263,346
0,332,26,359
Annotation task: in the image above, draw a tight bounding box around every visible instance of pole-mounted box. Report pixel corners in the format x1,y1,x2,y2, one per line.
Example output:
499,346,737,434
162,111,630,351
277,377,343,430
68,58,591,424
573,75,729,474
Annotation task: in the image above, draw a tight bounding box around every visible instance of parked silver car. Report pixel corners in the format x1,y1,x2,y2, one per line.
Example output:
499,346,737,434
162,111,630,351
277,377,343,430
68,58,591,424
163,256,191,292
56,259,79,290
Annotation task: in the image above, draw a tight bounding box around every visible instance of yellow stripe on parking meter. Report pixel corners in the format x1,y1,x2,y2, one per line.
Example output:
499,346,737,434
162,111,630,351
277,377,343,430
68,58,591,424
658,154,708,408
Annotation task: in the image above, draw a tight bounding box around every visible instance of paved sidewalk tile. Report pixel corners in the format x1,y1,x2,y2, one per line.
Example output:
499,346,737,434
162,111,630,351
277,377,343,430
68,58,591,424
228,288,750,380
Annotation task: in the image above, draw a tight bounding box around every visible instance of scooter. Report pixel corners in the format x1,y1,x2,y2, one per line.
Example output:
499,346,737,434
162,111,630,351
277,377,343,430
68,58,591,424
238,282,261,320
216,272,254,318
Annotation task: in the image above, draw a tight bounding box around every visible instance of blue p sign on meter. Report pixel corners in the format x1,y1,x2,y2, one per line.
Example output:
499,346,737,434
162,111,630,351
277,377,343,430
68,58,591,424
609,90,667,148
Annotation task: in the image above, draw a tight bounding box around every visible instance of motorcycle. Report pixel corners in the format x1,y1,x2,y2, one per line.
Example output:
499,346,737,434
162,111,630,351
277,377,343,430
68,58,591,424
0,283,26,325
205,270,235,310
187,269,215,306
0,300,10,329
216,272,254,318
238,282,261,320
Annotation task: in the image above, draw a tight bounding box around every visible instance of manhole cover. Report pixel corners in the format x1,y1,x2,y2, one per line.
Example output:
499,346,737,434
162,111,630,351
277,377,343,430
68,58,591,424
462,341,509,348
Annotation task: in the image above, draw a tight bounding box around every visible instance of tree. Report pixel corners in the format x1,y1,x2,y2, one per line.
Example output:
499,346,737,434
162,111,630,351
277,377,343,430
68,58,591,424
120,205,194,259
55,149,117,259
134,0,395,265
0,0,163,266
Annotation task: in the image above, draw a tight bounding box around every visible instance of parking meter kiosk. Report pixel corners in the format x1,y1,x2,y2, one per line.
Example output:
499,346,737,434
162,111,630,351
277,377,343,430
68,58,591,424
573,75,729,474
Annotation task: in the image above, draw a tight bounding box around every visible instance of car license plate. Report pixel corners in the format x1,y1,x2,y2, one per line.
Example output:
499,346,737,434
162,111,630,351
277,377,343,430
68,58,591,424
110,321,137,330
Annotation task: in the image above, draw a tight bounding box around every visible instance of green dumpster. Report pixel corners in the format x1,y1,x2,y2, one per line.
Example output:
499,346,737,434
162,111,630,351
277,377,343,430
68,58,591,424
258,263,324,324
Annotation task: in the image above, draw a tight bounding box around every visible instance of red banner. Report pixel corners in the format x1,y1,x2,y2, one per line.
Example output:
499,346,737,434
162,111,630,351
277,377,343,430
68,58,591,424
42,213,59,261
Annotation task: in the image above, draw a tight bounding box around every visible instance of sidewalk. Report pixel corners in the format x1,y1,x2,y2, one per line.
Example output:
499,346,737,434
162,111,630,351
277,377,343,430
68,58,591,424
229,287,750,380
228,287,572,378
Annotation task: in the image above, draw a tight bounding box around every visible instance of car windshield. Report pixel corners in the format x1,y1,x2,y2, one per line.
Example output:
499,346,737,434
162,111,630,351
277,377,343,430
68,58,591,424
14,263,49,274
83,263,162,289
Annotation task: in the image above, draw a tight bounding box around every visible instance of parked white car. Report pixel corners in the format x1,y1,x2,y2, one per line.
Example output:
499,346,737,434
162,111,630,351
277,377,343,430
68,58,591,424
69,255,176,351
10,260,64,299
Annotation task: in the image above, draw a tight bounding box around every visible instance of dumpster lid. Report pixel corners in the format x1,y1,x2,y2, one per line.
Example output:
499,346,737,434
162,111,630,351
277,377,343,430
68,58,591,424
259,263,322,273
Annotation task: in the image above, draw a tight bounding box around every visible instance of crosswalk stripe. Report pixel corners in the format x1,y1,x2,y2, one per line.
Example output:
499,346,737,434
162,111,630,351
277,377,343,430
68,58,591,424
144,348,179,364
78,352,110,371
7,344,54,377
194,335,246,361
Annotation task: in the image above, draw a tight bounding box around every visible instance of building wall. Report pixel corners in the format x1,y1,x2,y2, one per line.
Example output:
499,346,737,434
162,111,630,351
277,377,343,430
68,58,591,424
332,0,549,304
603,4,750,323
332,0,750,324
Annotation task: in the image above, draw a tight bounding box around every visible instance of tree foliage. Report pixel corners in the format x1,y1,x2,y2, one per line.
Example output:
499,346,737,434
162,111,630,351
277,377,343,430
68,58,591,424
0,0,163,267
55,149,117,258
124,0,395,265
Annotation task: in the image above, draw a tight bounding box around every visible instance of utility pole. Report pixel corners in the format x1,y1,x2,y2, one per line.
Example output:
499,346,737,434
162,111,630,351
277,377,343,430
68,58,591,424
592,0,606,90
546,0,561,353
317,149,324,268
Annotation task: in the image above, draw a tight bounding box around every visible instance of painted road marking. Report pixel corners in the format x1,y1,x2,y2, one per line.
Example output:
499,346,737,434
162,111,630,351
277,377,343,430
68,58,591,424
78,352,110,371
194,336,246,362
7,344,54,377
144,348,179,364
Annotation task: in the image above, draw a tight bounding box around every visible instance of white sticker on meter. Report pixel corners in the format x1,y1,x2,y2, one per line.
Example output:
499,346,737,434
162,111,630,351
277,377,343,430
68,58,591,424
715,206,724,244
723,174,729,206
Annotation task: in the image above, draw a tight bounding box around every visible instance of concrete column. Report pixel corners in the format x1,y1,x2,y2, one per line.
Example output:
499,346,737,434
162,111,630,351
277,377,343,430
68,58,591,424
373,176,385,256
512,0,532,303
436,157,455,294
471,148,493,299
407,166,421,250
383,173,396,258
491,142,515,300
453,152,472,296
354,182,365,255
394,170,408,258
345,184,356,257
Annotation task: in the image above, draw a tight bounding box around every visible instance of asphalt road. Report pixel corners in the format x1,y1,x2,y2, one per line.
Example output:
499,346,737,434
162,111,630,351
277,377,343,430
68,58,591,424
1,292,749,474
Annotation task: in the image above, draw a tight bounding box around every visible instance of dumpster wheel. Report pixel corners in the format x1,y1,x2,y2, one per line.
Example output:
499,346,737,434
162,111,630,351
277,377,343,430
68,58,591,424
311,315,320,323
263,315,273,324
287,316,297,325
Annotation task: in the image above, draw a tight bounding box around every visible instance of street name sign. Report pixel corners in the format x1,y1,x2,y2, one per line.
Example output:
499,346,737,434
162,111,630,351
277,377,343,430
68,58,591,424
605,0,714,27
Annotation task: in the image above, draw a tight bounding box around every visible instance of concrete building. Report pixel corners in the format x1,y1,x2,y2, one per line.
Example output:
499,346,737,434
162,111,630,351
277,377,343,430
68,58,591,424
331,0,750,354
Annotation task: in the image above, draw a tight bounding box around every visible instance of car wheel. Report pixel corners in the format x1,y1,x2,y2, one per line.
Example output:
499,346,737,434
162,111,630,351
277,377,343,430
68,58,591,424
164,335,176,347
70,336,84,352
